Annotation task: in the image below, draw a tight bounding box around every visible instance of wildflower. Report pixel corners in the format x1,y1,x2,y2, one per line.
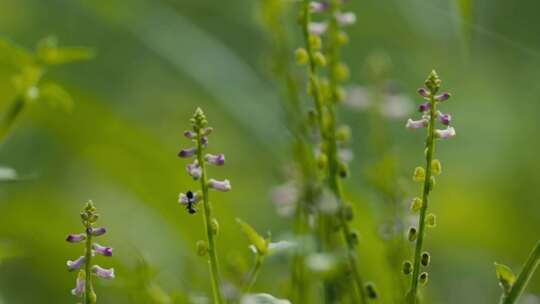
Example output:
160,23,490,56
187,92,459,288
418,102,430,113
208,178,231,192
179,191,199,214
66,201,114,301
310,1,328,12
308,22,328,35
436,111,451,125
92,265,115,279
67,256,85,271
205,153,225,166
406,118,428,129
186,161,202,180
434,92,451,102
435,126,456,139
178,147,197,158
184,130,196,139
417,88,430,98
270,182,298,217
336,12,356,26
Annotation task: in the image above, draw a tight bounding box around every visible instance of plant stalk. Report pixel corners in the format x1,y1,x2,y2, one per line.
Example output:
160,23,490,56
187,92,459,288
501,240,540,304
84,227,95,304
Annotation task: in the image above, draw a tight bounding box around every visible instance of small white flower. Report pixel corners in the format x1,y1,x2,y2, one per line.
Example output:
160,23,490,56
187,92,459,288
435,126,456,139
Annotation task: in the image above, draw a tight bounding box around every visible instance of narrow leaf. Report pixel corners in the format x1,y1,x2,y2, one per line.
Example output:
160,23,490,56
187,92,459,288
495,262,516,294
38,82,74,110
36,36,94,65
236,218,268,255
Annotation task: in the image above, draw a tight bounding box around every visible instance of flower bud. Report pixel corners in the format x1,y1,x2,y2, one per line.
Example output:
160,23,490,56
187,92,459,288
314,52,327,67
418,102,430,113
421,252,431,267
178,147,197,158
436,111,451,125
309,34,322,50
419,272,429,285
431,159,442,175
208,179,231,192
434,92,451,102
334,63,350,81
196,240,208,256
365,282,378,299
184,130,196,139
71,272,85,297
337,31,349,45
66,233,86,243
425,70,441,93
408,227,417,242
336,125,351,142
295,48,309,65
413,167,425,182
89,227,107,236
350,230,359,246
317,153,328,169
308,22,328,35
211,218,219,236
338,161,349,178
403,260,413,275
336,12,356,26
410,197,423,212
429,176,436,190
417,88,430,98
310,1,328,13
426,213,436,228
341,204,354,221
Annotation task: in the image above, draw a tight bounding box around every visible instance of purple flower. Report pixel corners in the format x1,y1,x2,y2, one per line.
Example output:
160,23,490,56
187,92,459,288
436,111,451,125
67,256,86,271
310,1,328,12
202,127,213,136
308,22,328,35
417,88,430,98
178,147,197,158
66,233,86,243
92,265,115,280
336,12,356,26
208,179,231,192
186,161,202,180
71,275,85,297
435,127,456,139
88,227,107,236
418,102,430,113
406,118,428,129
205,154,225,166
92,243,113,257
184,130,196,139
434,92,451,102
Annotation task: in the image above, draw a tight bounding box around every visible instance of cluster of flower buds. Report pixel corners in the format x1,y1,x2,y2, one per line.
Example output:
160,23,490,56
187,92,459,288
178,108,231,214
406,70,455,140
307,1,356,35
66,201,114,300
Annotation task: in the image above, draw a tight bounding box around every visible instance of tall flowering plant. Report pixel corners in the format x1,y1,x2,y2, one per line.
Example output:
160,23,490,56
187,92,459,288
178,108,230,304
66,201,114,304
403,70,455,303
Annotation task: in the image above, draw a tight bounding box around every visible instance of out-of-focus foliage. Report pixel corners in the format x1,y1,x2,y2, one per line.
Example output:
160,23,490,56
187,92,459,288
0,0,538,303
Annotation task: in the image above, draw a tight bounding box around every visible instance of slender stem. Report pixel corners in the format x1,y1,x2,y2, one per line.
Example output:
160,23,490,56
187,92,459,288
408,95,437,303
196,132,223,304
324,1,368,302
84,227,95,304
244,253,264,293
0,96,25,144
502,240,540,304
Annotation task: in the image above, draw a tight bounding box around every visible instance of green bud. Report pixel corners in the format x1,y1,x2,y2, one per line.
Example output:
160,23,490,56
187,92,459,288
431,159,442,175
408,227,417,242
335,86,346,103
336,125,351,142
338,162,349,178
425,70,441,93
403,261,413,275
337,31,349,45
419,272,429,285
426,213,436,228
317,153,328,169
308,34,322,50
334,63,350,82
413,167,425,182
295,48,309,65
196,240,208,256
410,197,423,212
211,218,219,235
365,282,378,299
421,252,431,267
314,52,327,67
429,176,436,190
341,204,354,221
350,230,359,246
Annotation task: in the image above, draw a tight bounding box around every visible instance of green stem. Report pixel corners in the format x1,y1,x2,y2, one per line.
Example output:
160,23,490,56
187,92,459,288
244,253,264,293
502,240,540,304
84,227,95,304
197,132,223,304
0,96,25,144
408,95,437,303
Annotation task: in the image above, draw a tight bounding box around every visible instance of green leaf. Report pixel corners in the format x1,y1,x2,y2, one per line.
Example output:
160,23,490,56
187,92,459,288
38,82,73,110
236,218,268,256
495,262,516,294
36,36,94,65
240,293,291,304
11,65,43,95
0,38,34,67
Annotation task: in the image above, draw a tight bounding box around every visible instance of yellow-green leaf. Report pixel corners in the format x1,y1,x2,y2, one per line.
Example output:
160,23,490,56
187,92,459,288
36,36,94,65
236,218,268,255
38,82,73,110
495,262,516,294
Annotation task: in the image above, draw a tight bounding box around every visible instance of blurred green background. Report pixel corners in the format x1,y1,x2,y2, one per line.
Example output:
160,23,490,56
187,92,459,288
0,0,538,303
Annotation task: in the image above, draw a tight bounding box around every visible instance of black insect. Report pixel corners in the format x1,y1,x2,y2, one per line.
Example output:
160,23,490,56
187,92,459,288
186,190,197,214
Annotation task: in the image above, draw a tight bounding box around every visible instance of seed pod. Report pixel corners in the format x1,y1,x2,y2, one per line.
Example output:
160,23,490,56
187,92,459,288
403,261,413,275
314,52,327,67
196,240,208,256
408,227,417,242
341,204,354,221
421,252,431,267
308,34,322,50
419,272,429,285
413,167,425,182
317,153,328,169
426,214,436,228
365,282,378,299
431,159,442,175
211,218,219,236
410,197,423,212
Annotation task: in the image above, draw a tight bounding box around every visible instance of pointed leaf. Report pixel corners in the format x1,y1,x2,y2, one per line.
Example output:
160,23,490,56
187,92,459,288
38,82,73,110
236,218,268,255
495,262,516,294
0,38,34,67
36,36,94,65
